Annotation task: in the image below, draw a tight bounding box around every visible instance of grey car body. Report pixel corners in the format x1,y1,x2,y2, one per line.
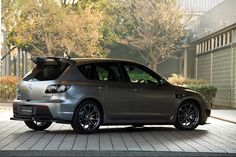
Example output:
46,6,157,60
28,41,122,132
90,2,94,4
11,57,210,133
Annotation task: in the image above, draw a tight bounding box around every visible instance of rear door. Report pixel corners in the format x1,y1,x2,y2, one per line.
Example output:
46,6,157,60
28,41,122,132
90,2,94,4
79,62,134,120
95,62,134,120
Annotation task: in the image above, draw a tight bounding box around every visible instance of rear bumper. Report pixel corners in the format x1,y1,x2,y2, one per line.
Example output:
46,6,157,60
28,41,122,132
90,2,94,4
12,99,75,121
12,104,53,122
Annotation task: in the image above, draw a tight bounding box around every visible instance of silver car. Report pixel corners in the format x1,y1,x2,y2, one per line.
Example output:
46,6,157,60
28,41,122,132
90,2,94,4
11,57,211,134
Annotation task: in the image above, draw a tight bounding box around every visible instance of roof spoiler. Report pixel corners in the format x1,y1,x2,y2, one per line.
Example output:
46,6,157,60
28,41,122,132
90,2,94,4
31,57,75,65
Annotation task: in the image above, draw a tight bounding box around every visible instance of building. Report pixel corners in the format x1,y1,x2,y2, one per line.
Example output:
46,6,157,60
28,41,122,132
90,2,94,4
190,0,236,108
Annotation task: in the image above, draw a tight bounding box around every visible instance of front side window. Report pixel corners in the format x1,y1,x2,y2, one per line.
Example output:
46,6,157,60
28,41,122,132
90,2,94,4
124,65,158,85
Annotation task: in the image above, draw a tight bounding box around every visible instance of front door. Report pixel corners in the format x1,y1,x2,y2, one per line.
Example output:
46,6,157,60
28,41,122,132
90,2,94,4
123,64,175,121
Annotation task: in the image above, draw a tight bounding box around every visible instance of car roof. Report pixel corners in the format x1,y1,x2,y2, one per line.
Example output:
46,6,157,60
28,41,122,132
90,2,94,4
71,58,140,65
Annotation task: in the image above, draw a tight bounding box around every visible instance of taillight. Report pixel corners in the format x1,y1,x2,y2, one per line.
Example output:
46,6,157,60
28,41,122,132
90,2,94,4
45,84,71,93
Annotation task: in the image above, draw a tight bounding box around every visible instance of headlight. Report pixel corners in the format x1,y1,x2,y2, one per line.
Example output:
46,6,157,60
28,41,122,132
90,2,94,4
45,84,71,93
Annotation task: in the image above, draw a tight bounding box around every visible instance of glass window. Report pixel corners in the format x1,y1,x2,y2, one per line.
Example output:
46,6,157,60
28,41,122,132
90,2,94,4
96,64,122,81
79,63,123,82
32,62,68,81
124,65,158,85
78,64,95,80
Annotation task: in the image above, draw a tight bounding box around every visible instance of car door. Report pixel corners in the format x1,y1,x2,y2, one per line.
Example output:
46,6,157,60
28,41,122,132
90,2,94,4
94,62,134,120
123,63,175,121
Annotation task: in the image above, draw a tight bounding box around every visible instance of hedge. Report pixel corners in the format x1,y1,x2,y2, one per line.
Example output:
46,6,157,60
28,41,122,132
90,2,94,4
0,76,19,100
168,74,217,108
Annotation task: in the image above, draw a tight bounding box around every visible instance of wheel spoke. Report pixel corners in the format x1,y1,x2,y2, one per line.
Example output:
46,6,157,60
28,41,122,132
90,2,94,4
78,104,100,131
178,103,199,129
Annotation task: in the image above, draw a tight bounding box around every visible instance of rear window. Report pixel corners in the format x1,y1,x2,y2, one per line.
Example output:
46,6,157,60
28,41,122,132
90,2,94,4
24,61,69,81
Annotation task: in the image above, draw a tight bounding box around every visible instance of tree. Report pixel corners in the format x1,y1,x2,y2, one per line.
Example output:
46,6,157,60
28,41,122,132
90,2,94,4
111,0,186,71
3,0,104,57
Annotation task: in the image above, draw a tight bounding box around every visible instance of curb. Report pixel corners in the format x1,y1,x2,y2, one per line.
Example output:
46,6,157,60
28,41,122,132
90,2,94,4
0,150,236,157
210,116,236,124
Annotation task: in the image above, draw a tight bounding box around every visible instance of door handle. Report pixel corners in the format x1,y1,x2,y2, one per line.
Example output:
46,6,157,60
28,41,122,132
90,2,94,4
134,88,143,93
98,86,109,91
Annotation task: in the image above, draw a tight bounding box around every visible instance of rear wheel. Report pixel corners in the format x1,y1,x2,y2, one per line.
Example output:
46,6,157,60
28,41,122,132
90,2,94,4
174,100,200,130
24,121,52,131
72,100,102,134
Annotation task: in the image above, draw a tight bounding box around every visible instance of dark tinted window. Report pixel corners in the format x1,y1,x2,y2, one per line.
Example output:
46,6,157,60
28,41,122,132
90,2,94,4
78,63,123,82
78,64,95,80
33,62,68,81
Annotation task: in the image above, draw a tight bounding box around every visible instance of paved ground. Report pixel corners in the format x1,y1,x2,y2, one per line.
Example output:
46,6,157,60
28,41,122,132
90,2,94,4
1,104,236,156
211,109,236,124
0,111,236,157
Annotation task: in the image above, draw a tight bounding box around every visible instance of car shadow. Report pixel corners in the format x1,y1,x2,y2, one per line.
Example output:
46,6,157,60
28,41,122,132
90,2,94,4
23,125,208,138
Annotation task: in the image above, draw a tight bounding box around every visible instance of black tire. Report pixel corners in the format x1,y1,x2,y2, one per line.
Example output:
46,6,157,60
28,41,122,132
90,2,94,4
24,121,52,131
174,100,201,130
72,100,102,134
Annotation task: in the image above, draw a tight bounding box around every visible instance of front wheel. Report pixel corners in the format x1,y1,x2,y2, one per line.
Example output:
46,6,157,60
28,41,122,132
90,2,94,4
174,101,201,130
24,121,52,131
72,100,102,134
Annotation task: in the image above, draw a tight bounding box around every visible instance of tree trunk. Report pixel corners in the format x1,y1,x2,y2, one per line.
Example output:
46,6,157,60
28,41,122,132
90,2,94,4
151,62,157,72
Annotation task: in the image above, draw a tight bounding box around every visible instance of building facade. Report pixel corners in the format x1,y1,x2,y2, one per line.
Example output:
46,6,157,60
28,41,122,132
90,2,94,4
191,0,236,108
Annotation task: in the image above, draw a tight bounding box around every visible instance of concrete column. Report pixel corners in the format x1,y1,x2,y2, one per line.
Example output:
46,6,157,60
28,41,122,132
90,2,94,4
21,51,24,77
183,48,188,78
5,54,11,76
16,48,20,78
24,51,27,75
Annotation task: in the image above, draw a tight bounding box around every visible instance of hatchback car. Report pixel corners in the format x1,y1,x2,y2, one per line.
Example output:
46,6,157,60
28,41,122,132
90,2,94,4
11,57,211,133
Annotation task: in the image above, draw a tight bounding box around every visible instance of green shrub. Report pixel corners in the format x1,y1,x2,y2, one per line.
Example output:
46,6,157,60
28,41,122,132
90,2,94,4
0,76,19,100
168,74,217,108
185,84,217,108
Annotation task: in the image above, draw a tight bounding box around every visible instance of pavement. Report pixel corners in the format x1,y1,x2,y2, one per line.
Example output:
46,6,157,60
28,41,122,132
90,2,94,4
0,102,236,157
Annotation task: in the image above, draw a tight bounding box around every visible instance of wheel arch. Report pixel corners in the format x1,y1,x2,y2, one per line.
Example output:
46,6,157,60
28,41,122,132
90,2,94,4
73,97,105,124
174,98,202,121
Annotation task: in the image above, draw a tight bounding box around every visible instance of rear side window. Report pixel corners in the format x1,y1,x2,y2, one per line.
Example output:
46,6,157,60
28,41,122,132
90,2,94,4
26,62,69,81
78,63,124,82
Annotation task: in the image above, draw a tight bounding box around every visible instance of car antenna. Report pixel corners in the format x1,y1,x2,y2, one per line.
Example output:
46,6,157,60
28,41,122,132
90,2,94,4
63,51,71,59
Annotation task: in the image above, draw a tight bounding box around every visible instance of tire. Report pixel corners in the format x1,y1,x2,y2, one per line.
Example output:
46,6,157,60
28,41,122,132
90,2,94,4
174,100,201,130
24,121,52,131
72,100,102,134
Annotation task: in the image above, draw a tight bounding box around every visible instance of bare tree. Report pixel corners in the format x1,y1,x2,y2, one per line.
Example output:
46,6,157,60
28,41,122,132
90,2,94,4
112,0,186,71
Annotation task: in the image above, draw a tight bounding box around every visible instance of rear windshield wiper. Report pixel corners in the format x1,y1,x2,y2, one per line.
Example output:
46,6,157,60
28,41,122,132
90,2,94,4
31,57,75,65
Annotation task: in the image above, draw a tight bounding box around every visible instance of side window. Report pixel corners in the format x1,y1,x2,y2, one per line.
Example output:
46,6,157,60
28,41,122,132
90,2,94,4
78,64,97,80
78,63,123,82
95,64,123,82
124,65,158,85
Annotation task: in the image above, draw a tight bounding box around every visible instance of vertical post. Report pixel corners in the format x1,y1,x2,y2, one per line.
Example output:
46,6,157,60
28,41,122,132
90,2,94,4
24,51,27,74
195,56,198,80
13,56,16,76
6,53,11,75
22,51,24,77
16,48,20,78
183,48,188,78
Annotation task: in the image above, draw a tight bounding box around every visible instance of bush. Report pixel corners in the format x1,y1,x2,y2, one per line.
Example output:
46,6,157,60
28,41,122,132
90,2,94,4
0,76,19,100
168,74,217,108
186,84,217,108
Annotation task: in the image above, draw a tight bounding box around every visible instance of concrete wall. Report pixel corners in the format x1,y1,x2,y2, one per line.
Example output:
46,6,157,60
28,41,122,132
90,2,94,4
197,44,236,108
